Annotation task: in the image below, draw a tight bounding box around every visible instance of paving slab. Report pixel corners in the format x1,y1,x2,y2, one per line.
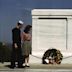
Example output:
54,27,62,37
0,63,72,72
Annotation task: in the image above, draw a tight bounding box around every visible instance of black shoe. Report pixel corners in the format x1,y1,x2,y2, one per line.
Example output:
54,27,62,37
18,66,25,68
26,66,30,67
9,65,15,69
25,65,30,67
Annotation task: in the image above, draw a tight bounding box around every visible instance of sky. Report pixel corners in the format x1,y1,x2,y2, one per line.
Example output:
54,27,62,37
0,0,72,43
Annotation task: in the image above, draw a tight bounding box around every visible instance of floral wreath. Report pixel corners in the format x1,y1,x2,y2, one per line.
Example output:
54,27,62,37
42,48,63,64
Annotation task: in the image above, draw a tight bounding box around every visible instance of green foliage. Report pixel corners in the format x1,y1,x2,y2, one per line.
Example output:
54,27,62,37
0,42,11,62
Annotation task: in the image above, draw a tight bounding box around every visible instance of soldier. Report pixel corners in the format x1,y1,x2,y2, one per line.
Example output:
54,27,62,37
10,20,24,68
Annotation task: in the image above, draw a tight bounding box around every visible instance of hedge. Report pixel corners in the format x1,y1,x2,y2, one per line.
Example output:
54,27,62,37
0,42,11,63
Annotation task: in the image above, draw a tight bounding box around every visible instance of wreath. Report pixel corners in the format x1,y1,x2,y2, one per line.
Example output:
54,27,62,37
42,48,63,64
